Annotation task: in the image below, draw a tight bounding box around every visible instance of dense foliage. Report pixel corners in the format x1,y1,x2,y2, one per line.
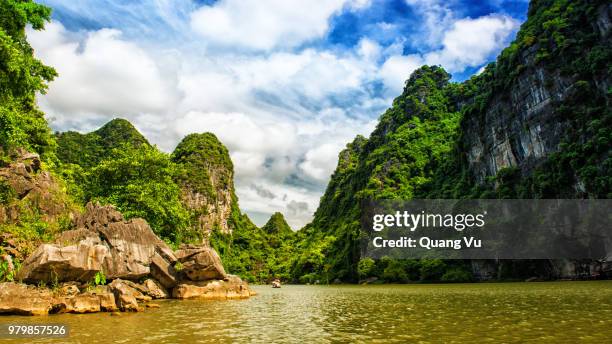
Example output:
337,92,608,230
292,0,611,283
0,0,56,159
171,133,233,201
54,119,197,242
56,119,149,168
86,144,193,242
206,209,296,283
0,1,78,264
292,66,464,283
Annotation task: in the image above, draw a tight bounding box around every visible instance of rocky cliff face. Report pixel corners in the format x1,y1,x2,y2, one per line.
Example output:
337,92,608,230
171,133,237,236
0,150,77,258
463,2,611,187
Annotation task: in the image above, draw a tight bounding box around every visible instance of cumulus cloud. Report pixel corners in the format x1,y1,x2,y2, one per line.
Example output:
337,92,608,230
380,54,424,95
424,14,519,72
379,12,518,93
405,0,455,49
29,22,177,130
190,0,365,51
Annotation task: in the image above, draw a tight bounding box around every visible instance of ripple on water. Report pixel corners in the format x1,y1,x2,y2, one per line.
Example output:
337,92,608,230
2,281,611,343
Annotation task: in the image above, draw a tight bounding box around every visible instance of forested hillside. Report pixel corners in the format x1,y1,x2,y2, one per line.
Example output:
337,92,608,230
292,0,611,283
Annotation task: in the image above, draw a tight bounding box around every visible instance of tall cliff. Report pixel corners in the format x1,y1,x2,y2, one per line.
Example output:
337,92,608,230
171,133,235,235
422,0,611,199
294,0,611,283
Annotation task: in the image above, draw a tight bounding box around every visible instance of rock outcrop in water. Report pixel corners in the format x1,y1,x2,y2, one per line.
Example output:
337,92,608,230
18,202,177,284
0,203,255,316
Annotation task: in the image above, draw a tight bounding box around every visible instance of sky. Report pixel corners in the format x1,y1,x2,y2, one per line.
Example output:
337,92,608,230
29,0,529,229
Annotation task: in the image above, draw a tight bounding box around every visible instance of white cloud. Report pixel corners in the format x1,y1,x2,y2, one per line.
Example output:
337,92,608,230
425,14,518,72
404,0,455,49
29,22,176,129
380,54,424,94
299,143,345,182
190,0,353,50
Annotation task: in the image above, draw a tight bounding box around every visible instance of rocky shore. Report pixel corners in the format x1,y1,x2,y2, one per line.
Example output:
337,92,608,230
0,203,254,316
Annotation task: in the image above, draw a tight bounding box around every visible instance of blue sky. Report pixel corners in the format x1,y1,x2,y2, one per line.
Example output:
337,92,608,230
30,0,529,228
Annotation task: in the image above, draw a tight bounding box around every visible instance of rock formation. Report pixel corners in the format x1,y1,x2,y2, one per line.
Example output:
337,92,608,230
18,202,177,284
171,133,236,236
0,203,254,316
0,150,76,258
175,244,227,281
173,275,252,300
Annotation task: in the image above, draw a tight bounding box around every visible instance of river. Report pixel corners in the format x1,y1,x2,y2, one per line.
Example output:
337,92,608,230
2,281,611,343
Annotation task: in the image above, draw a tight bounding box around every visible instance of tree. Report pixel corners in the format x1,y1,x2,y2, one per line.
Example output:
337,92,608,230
357,258,376,279
87,144,192,242
0,0,57,157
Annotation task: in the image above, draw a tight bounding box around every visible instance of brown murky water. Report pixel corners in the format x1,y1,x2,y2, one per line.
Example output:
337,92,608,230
1,281,611,343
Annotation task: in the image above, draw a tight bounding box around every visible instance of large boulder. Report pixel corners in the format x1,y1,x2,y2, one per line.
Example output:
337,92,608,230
17,243,108,284
0,283,54,315
143,278,169,299
108,279,150,311
172,275,253,300
18,203,178,283
175,244,227,281
0,283,120,315
53,294,102,314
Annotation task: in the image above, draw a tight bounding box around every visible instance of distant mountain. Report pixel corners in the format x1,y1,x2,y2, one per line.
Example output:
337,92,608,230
262,212,293,235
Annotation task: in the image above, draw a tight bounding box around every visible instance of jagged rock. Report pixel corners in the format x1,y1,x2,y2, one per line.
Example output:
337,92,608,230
0,283,54,315
19,203,178,283
172,275,252,300
143,278,169,299
175,244,227,281
17,243,108,284
150,251,178,289
69,203,177,281
58,282,80,296
53,294,101,314
108,279,140,312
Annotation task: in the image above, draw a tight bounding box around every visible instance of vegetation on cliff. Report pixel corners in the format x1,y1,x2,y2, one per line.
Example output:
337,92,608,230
292,0,611,283
0,1,78,267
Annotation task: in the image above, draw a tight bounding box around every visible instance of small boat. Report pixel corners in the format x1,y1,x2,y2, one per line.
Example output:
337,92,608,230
271,279,281,288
